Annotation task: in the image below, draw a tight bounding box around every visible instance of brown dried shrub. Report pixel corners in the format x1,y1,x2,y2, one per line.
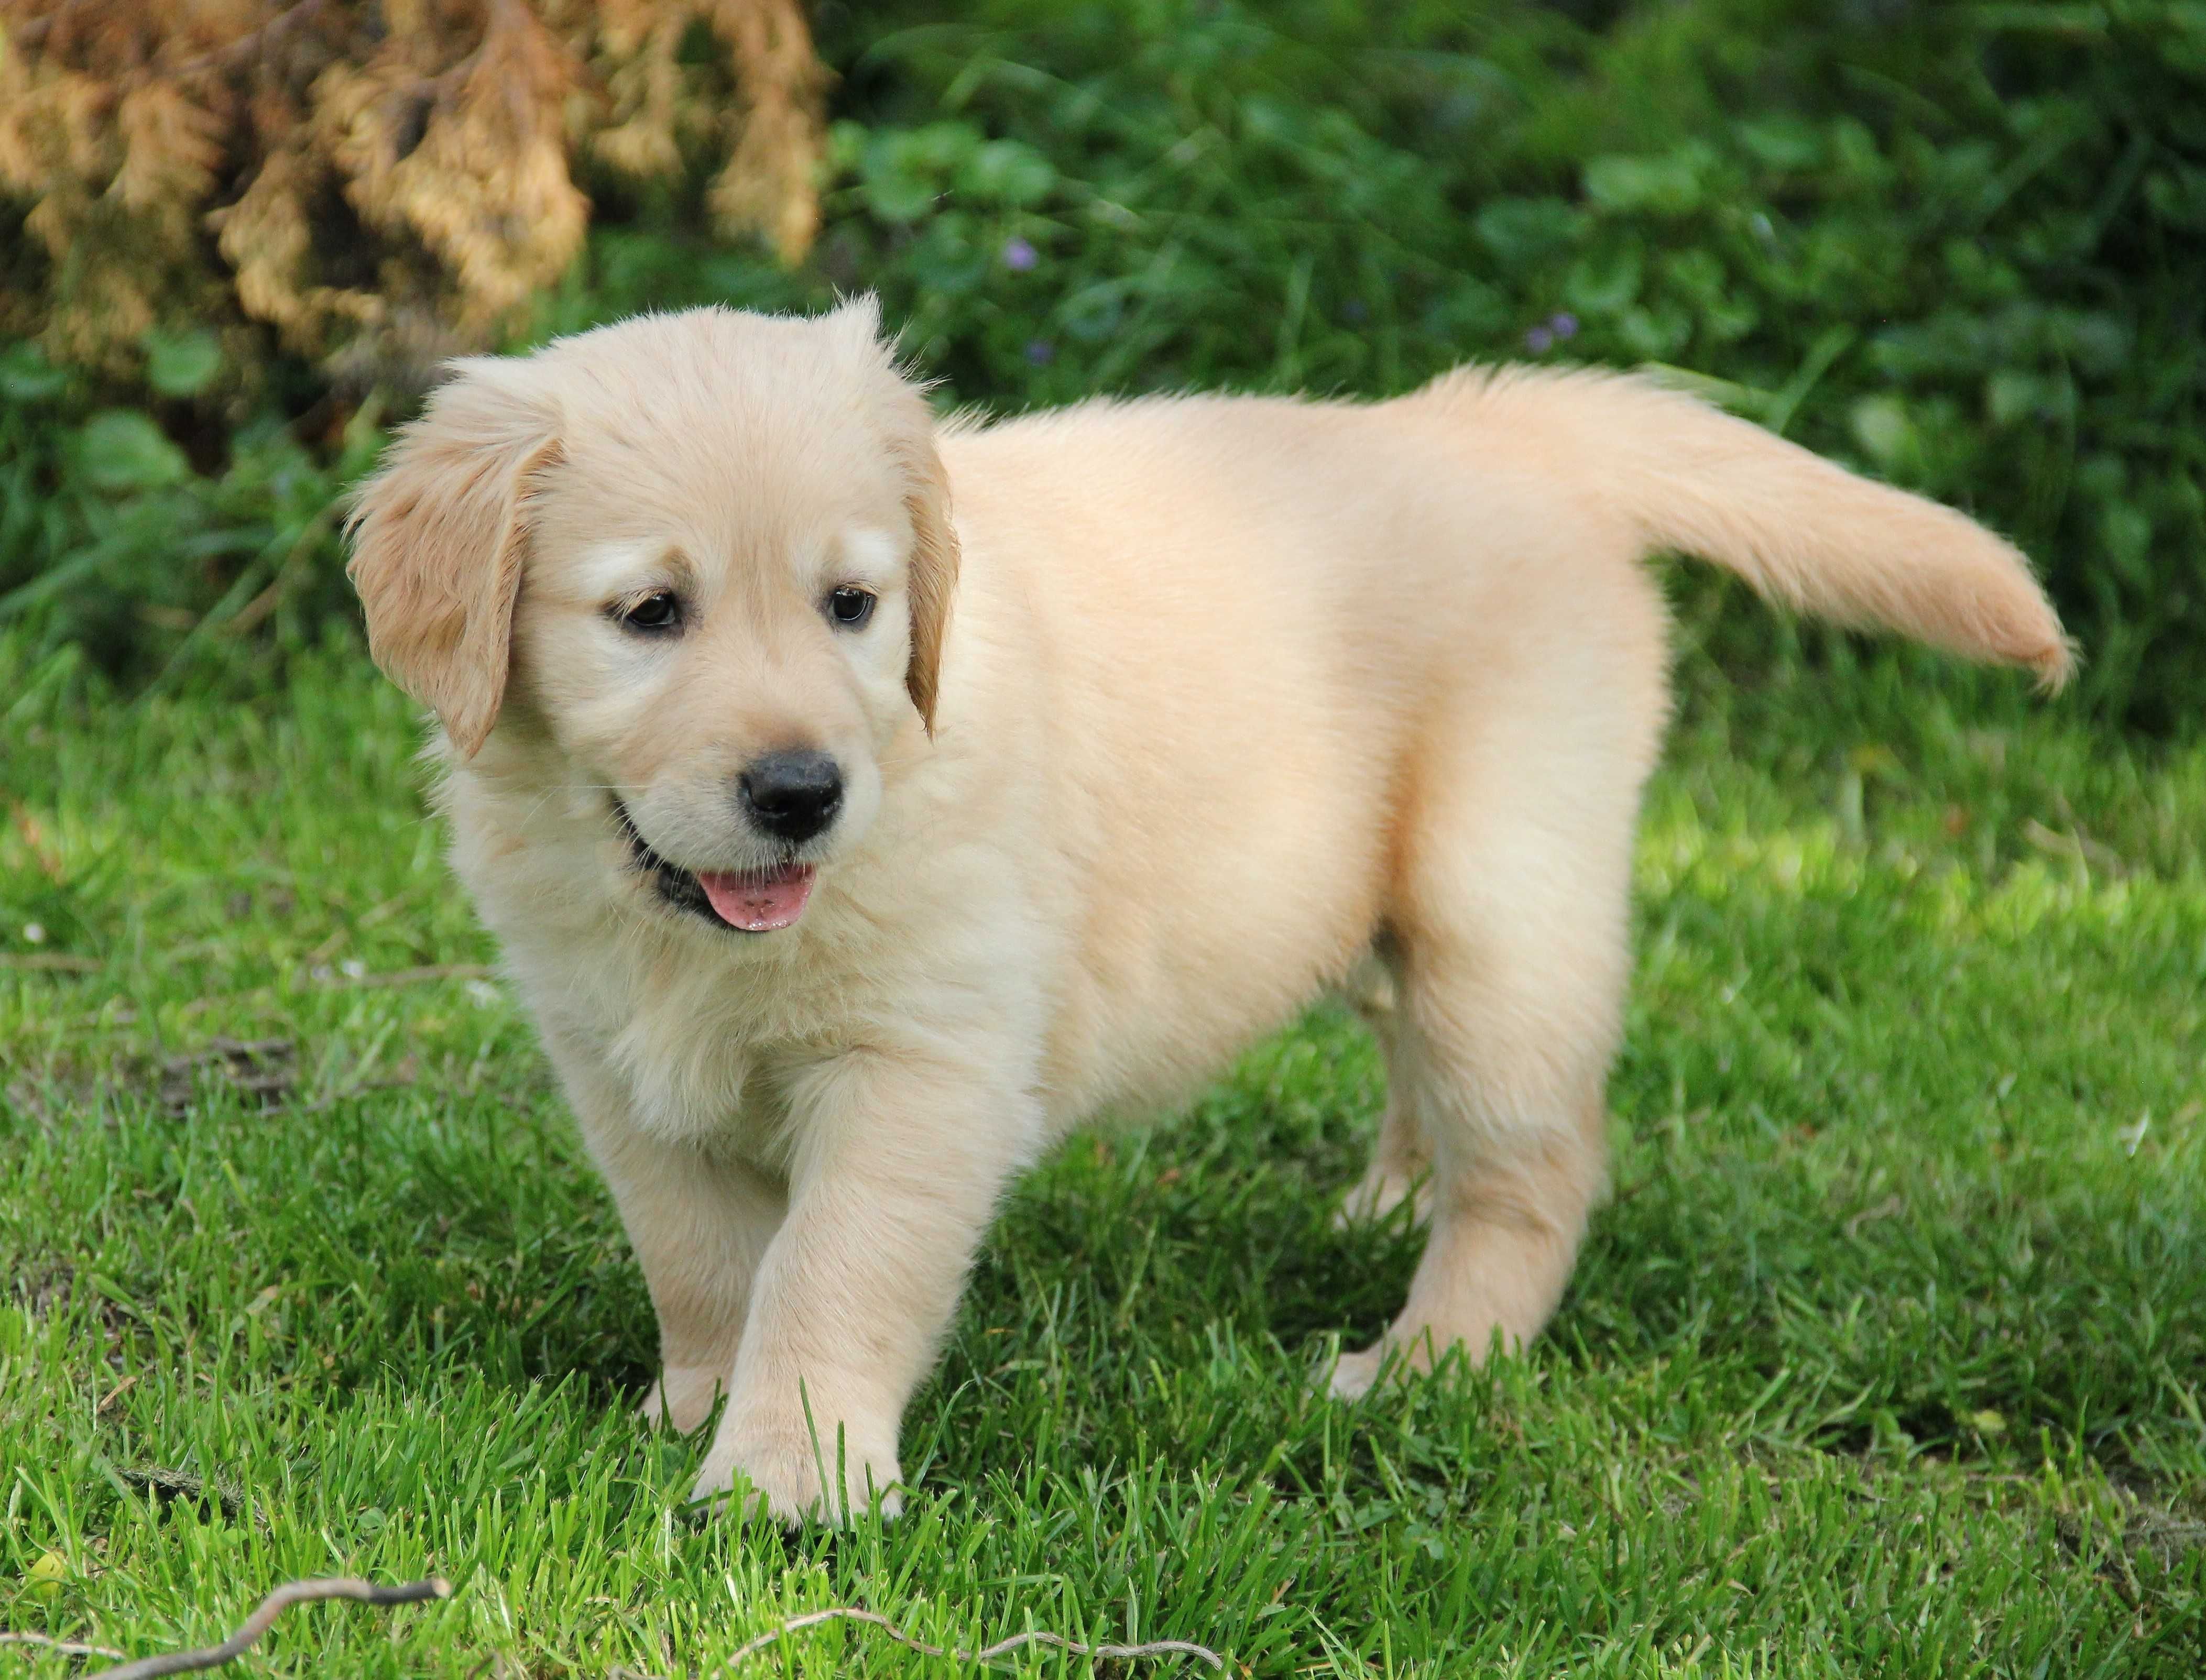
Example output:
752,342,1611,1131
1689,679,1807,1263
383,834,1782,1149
0,0,825,390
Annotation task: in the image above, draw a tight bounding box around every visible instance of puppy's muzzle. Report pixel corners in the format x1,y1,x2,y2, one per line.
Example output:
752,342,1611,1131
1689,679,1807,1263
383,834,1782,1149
738,750,843,844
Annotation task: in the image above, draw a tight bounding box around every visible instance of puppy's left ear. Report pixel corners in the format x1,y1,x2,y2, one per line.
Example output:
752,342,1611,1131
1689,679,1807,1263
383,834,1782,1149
895,426,959,734
835,294,958,730
346,361,561,757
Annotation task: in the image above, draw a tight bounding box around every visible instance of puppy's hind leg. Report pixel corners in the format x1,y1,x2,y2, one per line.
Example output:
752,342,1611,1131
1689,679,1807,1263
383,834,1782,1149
1328,733,1644,1399
1335,950,1432,1229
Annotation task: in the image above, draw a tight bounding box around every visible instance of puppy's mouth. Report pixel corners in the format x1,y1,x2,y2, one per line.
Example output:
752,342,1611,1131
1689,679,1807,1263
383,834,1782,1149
611,801,816,934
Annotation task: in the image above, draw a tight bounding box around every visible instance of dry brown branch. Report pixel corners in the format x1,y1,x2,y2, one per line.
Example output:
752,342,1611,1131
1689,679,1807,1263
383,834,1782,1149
328,963,497,988
15,1583,1222,1675
0,1631,128,1660
0,952,103,972
84,1577,450,1680
715,1607,1227,1671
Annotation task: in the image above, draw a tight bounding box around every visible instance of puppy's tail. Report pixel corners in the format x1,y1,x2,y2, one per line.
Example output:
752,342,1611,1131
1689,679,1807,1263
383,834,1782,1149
1403,364,2074,685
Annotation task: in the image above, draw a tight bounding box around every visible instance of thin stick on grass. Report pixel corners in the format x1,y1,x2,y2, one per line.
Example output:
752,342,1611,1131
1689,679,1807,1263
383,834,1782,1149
83,1578,450,1680
717,1607,1225,1670
1,1631,128,1660
326,964,496,989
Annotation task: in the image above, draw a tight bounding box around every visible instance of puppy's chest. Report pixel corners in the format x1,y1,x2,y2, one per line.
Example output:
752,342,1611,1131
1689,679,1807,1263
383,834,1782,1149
508,922,869,1160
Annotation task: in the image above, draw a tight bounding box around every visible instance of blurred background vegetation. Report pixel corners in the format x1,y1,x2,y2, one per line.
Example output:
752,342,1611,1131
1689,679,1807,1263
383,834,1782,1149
2,0,2200,731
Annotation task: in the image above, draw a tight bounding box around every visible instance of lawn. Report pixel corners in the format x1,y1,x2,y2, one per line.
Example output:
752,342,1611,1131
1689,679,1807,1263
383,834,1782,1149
3,637,2203,1677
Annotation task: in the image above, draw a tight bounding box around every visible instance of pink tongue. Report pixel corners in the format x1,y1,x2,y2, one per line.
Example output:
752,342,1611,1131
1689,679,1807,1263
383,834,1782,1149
695,864,816,931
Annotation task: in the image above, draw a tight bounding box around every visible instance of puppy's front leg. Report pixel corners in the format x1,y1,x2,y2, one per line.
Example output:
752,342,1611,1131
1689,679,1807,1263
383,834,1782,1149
545,1034,785,1433
695,1047,1030,1524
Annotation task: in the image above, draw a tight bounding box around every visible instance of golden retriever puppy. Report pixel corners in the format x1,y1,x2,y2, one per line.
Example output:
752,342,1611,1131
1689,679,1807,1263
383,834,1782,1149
347,300,2068,1523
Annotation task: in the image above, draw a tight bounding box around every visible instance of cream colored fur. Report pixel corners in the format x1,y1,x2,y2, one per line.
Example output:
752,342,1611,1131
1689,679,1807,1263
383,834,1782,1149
346,301,2069,1523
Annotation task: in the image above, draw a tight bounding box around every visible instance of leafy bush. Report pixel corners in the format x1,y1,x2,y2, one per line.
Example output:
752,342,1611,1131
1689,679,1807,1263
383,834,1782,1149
6,0,2201,728
0,0,823,390
0,336,378,691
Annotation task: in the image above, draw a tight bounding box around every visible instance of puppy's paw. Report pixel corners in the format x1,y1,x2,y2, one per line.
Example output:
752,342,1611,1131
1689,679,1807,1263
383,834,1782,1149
692,1415,902,1527
1325,1312,1527,1400
640,1365,730,1433
1325,1344,1387,1400
1322,1333,1453,1400
1331,1168,1430,1232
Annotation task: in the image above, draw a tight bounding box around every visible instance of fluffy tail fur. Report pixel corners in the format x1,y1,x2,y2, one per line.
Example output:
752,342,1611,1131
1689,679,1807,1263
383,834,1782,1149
1404,365,2074,685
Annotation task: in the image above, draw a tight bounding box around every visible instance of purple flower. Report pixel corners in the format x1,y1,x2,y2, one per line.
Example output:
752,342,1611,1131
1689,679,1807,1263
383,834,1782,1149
1549,311,1578,341
1524,325,1554,355
1024,339,1055,365
1002,237,1039,272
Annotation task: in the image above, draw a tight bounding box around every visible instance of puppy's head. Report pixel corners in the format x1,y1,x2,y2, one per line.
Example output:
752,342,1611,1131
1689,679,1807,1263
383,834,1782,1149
346,299,957,936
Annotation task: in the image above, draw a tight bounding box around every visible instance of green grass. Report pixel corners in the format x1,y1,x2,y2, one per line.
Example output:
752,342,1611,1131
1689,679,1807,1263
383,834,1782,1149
3,638,2203,1677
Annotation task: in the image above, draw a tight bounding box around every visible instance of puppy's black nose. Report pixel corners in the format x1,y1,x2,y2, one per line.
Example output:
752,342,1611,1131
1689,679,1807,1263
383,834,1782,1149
737,750,843,843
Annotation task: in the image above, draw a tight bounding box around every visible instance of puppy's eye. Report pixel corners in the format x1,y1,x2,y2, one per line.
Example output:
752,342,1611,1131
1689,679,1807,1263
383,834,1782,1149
613,591,684,634
825,585,876,629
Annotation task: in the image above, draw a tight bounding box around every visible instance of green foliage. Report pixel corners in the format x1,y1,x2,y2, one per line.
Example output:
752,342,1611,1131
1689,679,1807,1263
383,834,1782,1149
5,0,2201,725
0,341,380,693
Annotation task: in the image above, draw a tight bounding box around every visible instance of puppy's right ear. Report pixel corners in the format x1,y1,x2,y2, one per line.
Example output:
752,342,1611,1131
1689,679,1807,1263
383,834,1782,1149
346,361,561,758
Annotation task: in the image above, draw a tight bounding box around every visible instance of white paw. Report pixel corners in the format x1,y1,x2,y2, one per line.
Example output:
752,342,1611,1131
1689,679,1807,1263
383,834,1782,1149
692,1414,903,1527
1326,1344,1386,1400
639,1365,728,1434
1332,1166,1433,1233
